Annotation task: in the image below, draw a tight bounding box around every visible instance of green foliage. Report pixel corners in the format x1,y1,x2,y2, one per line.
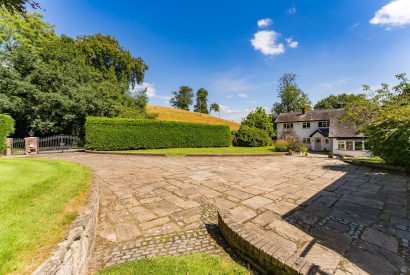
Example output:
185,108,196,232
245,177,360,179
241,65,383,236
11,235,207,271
241,107,275,138
274,140,290,152
209,103,220,115
273,73,311,116
235,125,271,147
342,73,410,166
193,88,209,114
170,86,194,110
0,10,149,136
0,0,40,14
77,34,148,90
85,117,232,150
0,114,14,152
314,93,367,110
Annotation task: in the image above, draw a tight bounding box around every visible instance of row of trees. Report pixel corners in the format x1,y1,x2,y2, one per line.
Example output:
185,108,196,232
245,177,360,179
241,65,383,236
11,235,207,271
0,8,149,137
169,86,220,115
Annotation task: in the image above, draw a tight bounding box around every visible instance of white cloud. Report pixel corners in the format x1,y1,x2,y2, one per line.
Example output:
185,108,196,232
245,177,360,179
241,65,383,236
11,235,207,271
251,30,285,56
237,93,248,98
285,38,298,49
370,0,410,27
349,22,360,29
219,105,251,122
257,18,273,28
132,82,170,100
288,6,296,15
225,95,235,99
313,77,355,92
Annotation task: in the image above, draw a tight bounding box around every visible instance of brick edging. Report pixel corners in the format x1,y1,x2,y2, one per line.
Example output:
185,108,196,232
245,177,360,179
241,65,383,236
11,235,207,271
33,179,99,275
217,210,300,274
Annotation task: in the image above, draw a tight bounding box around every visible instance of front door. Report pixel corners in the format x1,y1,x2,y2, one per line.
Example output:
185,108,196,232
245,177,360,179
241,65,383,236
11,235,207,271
315,138,321,151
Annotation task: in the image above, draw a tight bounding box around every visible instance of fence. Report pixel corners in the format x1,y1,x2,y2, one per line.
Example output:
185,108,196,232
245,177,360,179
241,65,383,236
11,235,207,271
39,135,82,152
7,135,83,156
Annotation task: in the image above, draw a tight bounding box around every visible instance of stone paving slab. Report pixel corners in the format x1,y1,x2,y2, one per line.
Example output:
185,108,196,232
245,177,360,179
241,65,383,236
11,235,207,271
42,153,410,274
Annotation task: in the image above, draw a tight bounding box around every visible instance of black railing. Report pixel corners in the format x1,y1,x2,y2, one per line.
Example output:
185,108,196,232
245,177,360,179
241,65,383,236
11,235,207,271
39,135,82,152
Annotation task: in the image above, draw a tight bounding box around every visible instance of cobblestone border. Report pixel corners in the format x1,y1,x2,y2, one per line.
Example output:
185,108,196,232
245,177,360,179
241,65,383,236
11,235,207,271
33,179,99,275
218,210,300,274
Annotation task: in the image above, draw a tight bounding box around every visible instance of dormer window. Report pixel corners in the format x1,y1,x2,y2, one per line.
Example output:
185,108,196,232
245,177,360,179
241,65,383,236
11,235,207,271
318,121,329,128
302,122,310,129
283,123,293,129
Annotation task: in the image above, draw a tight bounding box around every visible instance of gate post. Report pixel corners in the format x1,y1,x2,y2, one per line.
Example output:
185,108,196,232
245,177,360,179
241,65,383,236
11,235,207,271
5,138,12,156
24,137,39,155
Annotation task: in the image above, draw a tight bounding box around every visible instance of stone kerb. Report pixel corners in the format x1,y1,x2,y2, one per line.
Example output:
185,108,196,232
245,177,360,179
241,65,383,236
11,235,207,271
33,180,99,275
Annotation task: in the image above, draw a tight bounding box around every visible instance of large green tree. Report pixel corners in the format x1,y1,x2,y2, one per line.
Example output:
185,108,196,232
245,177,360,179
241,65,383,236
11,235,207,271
0,0,40,13
0,8,149,137
342,73,410,166
272,73,311,116
193,88,209,114
209,103,220,117
241,107,274,138
170,86,194,111
314,93,367,109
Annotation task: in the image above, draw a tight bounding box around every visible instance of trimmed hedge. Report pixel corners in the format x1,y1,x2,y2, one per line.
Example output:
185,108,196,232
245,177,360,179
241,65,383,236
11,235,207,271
85,117,232,150
0,114,15,153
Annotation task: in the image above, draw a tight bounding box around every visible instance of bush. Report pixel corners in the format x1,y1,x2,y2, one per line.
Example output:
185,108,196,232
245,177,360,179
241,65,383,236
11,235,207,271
299,146,308,153
274,140,290,152
235,125,271,147
0,114,14,153
85,117,231,150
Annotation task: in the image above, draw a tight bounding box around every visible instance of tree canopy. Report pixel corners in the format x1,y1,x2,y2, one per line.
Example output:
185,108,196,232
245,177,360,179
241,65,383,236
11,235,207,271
209,103,220,115
241,107,274,138
341,73,410,166
193,88,209,114
0,0,40,14
0,8,149,137
170,86,194,111
314,93,367,109
272,73,311,116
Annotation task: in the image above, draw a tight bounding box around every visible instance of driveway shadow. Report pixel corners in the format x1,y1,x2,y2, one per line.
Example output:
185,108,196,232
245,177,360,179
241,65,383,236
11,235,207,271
282,162,409,274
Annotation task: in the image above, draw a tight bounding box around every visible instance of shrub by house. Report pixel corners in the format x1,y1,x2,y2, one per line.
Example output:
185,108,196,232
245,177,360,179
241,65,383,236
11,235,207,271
85,117,231,150
0,114,14,153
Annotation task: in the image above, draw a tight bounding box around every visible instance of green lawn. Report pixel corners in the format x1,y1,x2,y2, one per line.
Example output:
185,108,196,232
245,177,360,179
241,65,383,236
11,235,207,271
352,156,384,164
114,146,278,156
99,254,250,275
0,158,91,274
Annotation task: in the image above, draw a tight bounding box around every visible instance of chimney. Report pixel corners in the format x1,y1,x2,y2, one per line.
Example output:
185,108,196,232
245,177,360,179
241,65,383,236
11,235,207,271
301,107,306,114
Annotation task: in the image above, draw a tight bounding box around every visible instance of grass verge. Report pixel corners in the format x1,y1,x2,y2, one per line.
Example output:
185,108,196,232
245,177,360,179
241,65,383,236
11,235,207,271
0,158,91,274
98,253,250,275
113,146,278,156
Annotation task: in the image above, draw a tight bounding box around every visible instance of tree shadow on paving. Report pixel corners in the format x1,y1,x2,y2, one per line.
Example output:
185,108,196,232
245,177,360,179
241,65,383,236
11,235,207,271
282,162,409,274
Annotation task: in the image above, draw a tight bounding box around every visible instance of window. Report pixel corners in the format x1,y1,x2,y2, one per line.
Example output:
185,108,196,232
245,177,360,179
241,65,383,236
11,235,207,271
283,123,293,129
325,138,329,144
302,122,311,129
355,141,363,151
318,121,330,128
303,138,311,143
338,141,345,150
346,141,353,150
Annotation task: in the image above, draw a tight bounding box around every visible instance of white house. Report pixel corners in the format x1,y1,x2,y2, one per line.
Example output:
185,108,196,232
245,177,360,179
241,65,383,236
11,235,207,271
275,108,371,157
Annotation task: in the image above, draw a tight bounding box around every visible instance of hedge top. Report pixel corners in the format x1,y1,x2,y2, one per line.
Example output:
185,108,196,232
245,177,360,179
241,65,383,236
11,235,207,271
85,116,232,151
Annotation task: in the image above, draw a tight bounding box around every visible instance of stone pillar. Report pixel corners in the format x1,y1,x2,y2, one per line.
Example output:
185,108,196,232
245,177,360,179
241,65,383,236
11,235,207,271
24,137,39,155
5,138,12,156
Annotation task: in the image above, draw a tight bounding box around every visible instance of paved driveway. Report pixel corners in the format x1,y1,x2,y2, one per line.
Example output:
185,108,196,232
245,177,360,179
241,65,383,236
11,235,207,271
44,153,409,274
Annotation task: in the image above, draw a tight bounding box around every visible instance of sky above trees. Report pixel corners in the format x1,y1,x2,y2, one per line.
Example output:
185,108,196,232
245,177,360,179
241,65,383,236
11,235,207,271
34,0,410,121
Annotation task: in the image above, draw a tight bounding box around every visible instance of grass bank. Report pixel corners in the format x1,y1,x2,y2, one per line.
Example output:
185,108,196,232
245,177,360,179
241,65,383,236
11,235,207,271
114,146,278,156
98,253,249,275
0,158,91,274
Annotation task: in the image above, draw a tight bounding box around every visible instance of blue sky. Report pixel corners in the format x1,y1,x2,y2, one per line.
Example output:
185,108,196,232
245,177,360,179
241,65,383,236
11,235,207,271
36,0,410,122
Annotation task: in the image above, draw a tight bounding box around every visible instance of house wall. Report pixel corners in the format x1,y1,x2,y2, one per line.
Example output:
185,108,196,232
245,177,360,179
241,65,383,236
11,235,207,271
277,121,329,151
311,132,331,151
332,138,371,157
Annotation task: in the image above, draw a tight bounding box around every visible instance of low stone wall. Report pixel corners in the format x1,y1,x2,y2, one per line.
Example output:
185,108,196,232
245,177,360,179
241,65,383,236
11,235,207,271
33,181,99,275
218,210,299,274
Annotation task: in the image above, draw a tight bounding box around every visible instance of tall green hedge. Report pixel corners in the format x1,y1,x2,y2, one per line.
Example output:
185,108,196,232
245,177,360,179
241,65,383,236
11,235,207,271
0,114,15,153
85,117,232,150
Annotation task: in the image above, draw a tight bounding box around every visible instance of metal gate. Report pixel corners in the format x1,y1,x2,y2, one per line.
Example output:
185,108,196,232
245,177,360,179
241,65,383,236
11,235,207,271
39,135,82,153
11,138,25,155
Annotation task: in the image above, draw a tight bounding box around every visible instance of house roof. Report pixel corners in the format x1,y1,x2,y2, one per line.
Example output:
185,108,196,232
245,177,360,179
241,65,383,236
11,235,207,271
309,128,329,137
275,109,364,138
